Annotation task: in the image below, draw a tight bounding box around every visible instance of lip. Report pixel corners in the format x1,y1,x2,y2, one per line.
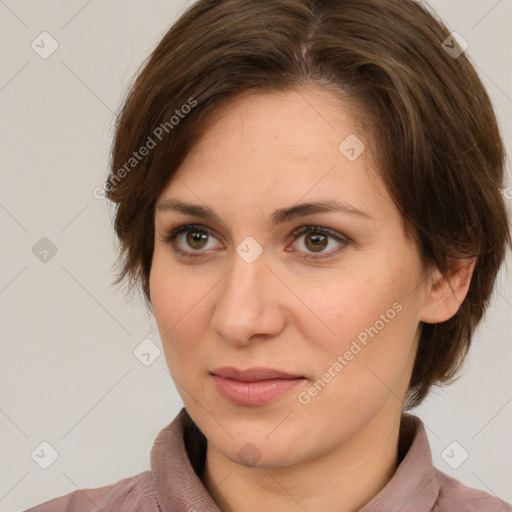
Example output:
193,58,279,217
211,366,303,381
210,366,306,406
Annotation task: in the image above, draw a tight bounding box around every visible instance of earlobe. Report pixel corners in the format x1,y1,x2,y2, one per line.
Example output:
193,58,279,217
420,257,477,324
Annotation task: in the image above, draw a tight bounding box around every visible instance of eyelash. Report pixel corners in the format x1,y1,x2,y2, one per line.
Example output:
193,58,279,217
160,223,351,261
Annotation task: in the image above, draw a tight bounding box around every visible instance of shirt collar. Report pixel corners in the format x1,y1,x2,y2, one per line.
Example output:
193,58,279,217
150,408,440,511
358,413,440,511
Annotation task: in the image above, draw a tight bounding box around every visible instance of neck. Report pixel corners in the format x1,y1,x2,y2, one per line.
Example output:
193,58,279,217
202,408,403,512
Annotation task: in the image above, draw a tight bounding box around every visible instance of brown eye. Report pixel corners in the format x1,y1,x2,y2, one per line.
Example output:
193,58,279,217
184,229,210,250
163,224,222,258
304,232,329,253
288,225,350,260
163,223,350,261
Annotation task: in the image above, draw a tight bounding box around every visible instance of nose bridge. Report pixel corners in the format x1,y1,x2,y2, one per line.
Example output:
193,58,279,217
220,242,268,317
223,233,269,299
211,241,282,345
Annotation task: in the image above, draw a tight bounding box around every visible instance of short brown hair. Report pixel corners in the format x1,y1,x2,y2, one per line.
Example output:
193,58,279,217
106,0,511,408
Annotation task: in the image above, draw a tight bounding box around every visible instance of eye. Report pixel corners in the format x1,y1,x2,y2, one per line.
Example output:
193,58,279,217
161,224,222,258
287,225,350,260
160,223,350,260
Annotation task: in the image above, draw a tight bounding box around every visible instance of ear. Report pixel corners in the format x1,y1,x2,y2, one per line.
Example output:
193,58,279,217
420,257,477,324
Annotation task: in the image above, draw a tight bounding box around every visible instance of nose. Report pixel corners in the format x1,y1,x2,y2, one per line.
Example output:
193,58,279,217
210,249,286,348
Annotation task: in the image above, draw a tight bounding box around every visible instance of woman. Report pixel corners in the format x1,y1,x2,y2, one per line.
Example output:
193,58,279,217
26,0,511,510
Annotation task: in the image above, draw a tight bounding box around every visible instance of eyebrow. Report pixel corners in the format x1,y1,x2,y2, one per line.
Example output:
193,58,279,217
156,198,373,229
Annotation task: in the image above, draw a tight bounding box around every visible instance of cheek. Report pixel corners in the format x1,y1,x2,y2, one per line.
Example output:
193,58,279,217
149,259,175,333
149,254,213,373
304,265,413,345
149,257,189,361
150,252,200,332
303,254,421,383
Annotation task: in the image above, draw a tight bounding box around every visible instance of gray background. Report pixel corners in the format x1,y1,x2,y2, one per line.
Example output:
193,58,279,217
0,0,511,510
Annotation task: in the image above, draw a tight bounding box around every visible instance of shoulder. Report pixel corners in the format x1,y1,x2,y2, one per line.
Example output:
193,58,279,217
23,471,159,512
434,468,512,512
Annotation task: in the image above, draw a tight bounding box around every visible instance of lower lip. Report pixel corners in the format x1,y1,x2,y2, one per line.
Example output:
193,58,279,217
212,375,305,406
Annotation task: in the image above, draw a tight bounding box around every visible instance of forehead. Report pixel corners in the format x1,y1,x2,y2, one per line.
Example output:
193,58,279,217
190,87,362,160
158,87,393,223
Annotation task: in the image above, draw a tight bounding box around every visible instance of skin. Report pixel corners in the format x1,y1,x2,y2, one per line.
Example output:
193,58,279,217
149,86,475,512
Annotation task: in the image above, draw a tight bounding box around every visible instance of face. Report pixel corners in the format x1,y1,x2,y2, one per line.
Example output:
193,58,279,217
150,87,430,469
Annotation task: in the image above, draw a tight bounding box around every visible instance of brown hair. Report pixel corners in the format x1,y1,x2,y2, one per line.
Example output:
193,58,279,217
106,0,511,408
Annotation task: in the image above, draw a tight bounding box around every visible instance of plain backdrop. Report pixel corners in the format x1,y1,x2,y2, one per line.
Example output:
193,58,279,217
1,0,511,510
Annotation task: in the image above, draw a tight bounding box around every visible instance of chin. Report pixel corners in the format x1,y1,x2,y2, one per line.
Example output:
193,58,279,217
225,439,302,469
211,424,307,469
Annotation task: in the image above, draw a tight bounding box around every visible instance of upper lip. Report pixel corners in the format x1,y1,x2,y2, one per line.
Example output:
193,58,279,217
211,366,304,382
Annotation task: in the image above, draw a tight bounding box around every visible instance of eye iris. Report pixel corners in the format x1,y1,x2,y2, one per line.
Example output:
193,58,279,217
186,230,208,249
305,233,328,252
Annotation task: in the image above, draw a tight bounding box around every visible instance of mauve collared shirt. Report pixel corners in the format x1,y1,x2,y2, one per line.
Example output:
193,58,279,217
25,408,512,511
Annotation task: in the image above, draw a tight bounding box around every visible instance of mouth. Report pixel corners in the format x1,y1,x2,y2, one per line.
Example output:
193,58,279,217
210,366,306,406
